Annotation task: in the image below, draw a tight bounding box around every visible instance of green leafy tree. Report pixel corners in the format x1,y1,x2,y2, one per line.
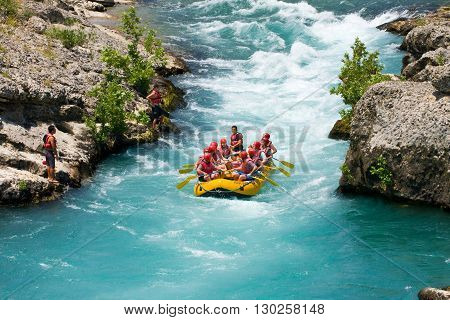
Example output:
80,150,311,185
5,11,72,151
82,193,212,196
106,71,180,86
101,7,166,95
86,7,166,143
86,81,134,143
331,37,390,121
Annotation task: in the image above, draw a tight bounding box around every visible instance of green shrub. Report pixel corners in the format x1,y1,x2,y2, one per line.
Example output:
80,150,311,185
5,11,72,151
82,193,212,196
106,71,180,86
18,180,27,191
20,7,33,20
128,110,150,125
338,108,353,122
85,81,134,143
86,7,166,144
0,0,19,18
101,7,166,95
63,17,78,26
41,46,56,60
369,155,393,190
45,27,88,49
435,53,446,66
340,163,353,182
414,18,427,26
1,71,11,79
331,38,390,120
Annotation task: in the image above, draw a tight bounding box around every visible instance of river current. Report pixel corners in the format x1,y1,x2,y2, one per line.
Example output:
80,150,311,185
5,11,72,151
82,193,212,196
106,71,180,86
0,0,448,299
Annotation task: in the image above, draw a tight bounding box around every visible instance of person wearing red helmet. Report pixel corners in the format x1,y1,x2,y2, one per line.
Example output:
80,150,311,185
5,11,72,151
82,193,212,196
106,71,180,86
218,138,231,159
261,132,277,163
232,151,257,181
249,142,263,166
195,146,211,168
197,153,219,181
230,125,244,152
208,143,223,163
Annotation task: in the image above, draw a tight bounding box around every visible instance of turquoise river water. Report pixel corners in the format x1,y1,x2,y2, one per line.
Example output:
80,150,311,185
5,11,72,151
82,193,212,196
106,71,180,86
1,0,449,299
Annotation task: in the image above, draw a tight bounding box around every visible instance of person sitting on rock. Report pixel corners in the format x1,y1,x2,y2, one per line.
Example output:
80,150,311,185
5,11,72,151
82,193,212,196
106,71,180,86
43,125,59,184
146,84,169,131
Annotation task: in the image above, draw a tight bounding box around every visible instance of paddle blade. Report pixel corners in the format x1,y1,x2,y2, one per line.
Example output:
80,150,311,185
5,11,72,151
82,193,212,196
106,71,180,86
277,166,291,177
258,173,279,187
182,164,195,168
279,160,294,169
178,168,194,174
176,175,197,189
264,176,279,187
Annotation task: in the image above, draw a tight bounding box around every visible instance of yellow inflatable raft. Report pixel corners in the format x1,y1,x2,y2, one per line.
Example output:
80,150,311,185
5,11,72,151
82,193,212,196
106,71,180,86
194,166,272,197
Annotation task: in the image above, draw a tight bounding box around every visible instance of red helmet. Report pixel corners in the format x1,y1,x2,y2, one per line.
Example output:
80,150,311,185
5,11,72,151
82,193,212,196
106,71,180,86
220,138,227,144
263,133,270,140
240,151,248,159
211,141,218,147
204,153,212,162
209,144,217,152
248,148,255,157
254,141,261,149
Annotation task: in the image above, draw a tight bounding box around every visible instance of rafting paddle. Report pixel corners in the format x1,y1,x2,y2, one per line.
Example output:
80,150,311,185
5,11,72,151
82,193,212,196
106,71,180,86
176,175,198,189
178,167,194,174
272,157,295,169
257,173,279,187
265,165,291,177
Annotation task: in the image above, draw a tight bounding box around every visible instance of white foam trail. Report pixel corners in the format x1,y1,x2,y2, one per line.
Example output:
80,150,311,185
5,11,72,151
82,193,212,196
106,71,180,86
183,247,238,259
116,225,137,236
39,263,51,270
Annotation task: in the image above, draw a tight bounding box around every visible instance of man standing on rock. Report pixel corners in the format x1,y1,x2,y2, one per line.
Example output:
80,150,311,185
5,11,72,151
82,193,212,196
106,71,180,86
146,83,169,131
43,125,59,184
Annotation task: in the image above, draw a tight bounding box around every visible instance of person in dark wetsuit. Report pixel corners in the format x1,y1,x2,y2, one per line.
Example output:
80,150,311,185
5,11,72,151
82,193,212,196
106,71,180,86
146,85,170,131
43,125,59,184
230,125,244,152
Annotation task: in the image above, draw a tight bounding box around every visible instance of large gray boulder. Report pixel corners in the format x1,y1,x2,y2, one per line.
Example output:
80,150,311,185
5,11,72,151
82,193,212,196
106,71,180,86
339,81,450,208
418,287,450,300
402,47,450,81
377,7,450,36
430,64,450,94
401,22,450,55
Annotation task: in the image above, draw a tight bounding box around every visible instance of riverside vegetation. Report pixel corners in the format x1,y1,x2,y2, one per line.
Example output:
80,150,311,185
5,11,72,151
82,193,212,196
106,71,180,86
330,37,390,127
85,7,166,144
0,0,188,204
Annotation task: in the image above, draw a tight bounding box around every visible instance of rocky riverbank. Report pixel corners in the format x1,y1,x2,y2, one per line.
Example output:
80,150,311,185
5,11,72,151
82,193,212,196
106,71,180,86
0,0,188,205
337,7,449,209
